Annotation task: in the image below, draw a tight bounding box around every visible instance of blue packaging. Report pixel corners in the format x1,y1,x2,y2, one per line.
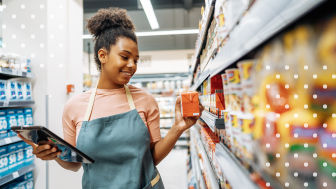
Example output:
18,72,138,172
24,146,34,166
16,109,25,126
0,153,9,177
16,82,24,101
24,171,33,180
16,142,25,169
7,109,18,128
24,108,33,126
26,179,34,189
24,82,32,101
7,144,18,172
7,81,17,101
0,145,7,156
0,80,7,101
0,110,8,132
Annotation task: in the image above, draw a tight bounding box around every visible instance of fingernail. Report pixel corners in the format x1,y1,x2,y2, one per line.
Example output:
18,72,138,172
52,148,56,152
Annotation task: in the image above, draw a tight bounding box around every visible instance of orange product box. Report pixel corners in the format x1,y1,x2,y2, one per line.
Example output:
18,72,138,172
181,91,200,117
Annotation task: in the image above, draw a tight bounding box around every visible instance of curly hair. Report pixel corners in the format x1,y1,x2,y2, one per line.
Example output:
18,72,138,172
87,8,137,71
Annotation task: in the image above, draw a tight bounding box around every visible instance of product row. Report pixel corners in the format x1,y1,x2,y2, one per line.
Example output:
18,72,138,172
197,15,336,188
2,171,34,189
0,108,34,139
156,97,175,119
195,0,256,79
0,80,33,102
131,79,190,92
0,53,32,75
0,141,34,178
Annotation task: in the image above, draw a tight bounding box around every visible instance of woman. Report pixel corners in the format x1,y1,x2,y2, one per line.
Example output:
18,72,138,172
20,7,203,188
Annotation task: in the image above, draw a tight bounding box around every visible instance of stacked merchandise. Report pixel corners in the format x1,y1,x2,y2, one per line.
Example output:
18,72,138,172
0,80,33,103
0,141,34,179
2,171,34,189
0,52,35,188
0,108,34,139
0,54,32,77
193,0,256,82
193,10,336,189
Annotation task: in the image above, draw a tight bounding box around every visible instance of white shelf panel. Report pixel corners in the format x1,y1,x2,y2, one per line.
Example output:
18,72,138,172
192,0,325,90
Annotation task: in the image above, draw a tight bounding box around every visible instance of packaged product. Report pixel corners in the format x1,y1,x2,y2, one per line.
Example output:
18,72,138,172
16,142,25,168
0,80,7,101
16,81,24,100
23,82,32,101
225,68,241,111
0,110,8,133
237,60,255,113
223,110,232,148
24,144,33,166
239,113,254,163
221,74,230,111
7,109,18,137
16,109,25,126
7,143,17,171
181,92,200,117
317,117,336,189
210,74,223,94
7,81,17,101
0,146,9,176
230,112,242,157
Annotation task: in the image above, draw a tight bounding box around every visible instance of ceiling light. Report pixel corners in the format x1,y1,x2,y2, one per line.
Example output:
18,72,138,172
136,29,199,36
82,29,199,39
139,0,159,30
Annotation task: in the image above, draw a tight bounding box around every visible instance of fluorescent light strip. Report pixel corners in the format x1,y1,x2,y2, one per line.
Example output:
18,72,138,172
82,29,199,39
140,0,159,30
136,29,199,36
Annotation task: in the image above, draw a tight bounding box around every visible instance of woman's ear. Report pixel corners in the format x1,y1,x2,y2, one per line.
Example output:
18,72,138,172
98,48,108,66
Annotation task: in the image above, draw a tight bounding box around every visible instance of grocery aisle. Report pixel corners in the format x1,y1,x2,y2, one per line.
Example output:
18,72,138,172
157,149,188,189
187,0,336,189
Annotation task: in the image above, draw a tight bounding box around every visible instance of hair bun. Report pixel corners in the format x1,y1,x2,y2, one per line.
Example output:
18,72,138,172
87,7,135,37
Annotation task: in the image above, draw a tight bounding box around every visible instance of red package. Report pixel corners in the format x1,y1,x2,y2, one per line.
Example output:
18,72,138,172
181,92,200,117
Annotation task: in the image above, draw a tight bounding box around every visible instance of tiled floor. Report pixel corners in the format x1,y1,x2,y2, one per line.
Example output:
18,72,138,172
157,149,188,189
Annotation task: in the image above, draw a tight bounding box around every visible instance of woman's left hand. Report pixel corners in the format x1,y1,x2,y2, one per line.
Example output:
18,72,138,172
173,96,204,132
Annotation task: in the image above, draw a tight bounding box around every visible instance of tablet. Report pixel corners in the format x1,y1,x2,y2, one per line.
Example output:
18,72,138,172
11,126,94,164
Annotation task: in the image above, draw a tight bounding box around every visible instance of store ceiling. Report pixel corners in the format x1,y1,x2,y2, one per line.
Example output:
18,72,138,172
83,0,204,12
83,0,203,52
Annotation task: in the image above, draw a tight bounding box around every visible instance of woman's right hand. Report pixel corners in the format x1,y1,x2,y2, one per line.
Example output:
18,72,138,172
17,134,61,161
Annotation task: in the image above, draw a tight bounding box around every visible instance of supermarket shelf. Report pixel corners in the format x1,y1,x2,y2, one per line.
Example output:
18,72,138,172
190,137,206,189
192,127,220,189
0,136,21,147
200,110,224,133
0,100,35,108
191,0,325,90
215,143,258,189
0,164,34,186
250,163,284,189
0,68,32,79
190,0,216,75
130,73,189,83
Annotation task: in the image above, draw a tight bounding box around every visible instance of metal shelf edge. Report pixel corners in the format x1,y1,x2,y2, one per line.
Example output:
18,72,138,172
0,164,34,186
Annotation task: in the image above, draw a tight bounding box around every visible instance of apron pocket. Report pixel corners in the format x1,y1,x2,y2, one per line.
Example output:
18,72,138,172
143,169,164,189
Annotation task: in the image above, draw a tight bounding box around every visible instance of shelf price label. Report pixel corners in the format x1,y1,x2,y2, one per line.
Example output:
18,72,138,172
12,171,19,179
4,138,11,144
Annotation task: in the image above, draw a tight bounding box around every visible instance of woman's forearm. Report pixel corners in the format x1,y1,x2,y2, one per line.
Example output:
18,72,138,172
152,123,184,165
55,157,82,172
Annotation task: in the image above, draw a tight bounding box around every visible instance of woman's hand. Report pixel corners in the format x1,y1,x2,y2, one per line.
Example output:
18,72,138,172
17,134,61,161
173,96,204,133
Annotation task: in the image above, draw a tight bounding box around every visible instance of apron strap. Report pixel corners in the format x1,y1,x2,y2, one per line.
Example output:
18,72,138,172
84,83,98,122
84,83,135,122
124,85,136,110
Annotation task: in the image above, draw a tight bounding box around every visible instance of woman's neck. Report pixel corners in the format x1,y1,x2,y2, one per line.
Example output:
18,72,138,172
97,74,124,89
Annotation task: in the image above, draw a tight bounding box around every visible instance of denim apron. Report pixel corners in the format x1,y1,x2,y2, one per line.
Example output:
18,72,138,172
76,85,165,189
